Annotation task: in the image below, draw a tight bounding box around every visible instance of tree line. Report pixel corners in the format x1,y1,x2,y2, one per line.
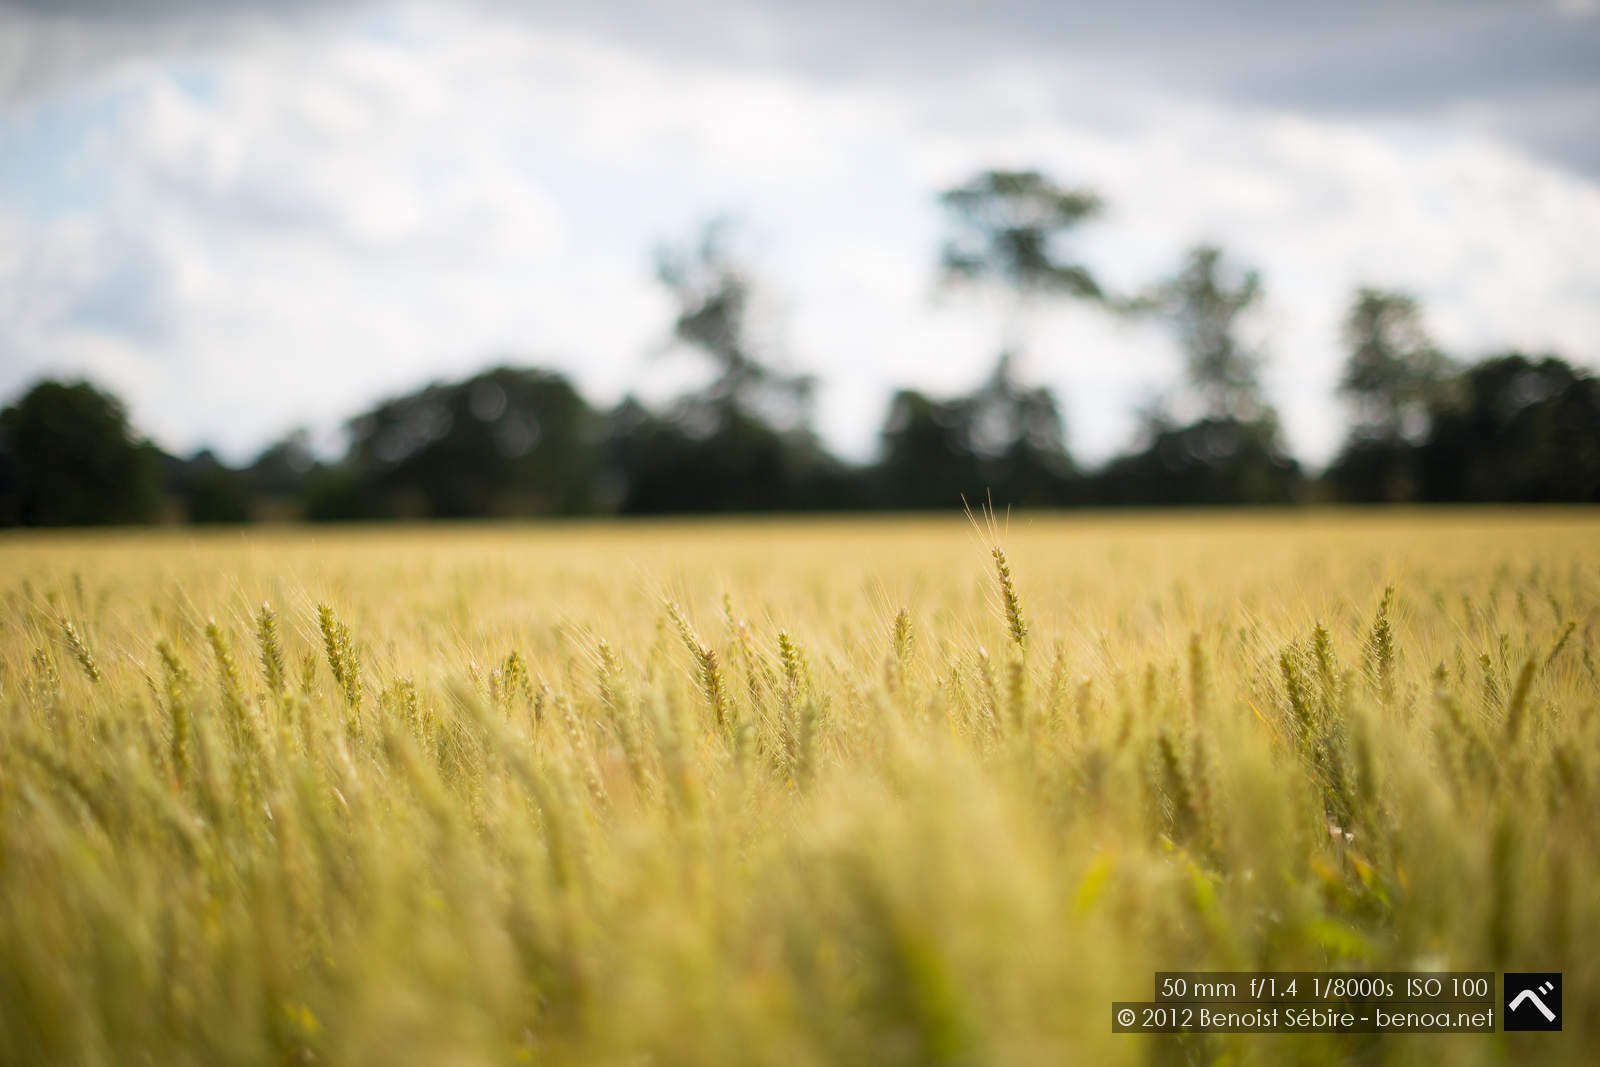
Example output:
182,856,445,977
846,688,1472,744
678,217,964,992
3,169,1597,525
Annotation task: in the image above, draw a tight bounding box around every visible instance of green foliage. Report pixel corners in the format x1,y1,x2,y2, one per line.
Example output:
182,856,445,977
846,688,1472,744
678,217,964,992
1331,350,1600,504
1134,244,1268,422
340,365,602,518
4,344,1595,521
1107,244,1300,506
1095,416,1301,506
877,355,1078,509
170,449,254,523
606,401,850,513
1338,287,1452,442
0,379,163,525
654,218,815,431
939,169,1103,300
1418,354,1600,503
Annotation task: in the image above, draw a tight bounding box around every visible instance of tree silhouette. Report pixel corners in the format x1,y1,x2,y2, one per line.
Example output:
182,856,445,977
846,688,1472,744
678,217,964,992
1102,245,1298,505
1338,288,1451,442
609,219,845,513
1095,417,1301,506
875,354,1076,509
1327,288,1453,502
334,366,600,519
0,379,162,526
1138,245,1267,421
654,219,814,433
170,449,253,524
911,169,1105,506
1418,354,1600,502
939,169,1103,353
876,390,980,509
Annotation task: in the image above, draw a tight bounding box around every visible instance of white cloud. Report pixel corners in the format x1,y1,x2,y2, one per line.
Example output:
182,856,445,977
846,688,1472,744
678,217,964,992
1,0,1597,471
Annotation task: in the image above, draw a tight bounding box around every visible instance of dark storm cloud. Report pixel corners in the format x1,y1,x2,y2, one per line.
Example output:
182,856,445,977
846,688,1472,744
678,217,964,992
3,0,1598,174
474,2,1600,106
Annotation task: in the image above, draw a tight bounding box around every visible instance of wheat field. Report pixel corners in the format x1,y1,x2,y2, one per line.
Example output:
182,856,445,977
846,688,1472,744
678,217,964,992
1,511,1596,1066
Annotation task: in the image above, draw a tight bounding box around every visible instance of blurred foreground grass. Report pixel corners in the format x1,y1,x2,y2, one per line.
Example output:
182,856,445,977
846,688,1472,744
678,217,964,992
1,510,1596,1065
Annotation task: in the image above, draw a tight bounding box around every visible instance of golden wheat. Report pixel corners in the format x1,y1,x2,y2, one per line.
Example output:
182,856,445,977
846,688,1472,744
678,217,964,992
0,511,1596,1066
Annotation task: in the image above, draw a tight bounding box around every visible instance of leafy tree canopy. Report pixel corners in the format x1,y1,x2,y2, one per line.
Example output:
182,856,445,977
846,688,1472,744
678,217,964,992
655,219,814,434
939,169,1103,302
0,379,162,526
1339,287,1452,442
339,366,599,518
1137,245,1268,422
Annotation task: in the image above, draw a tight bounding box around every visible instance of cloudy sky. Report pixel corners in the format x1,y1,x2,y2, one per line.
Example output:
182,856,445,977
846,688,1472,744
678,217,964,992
2,0,1598,467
